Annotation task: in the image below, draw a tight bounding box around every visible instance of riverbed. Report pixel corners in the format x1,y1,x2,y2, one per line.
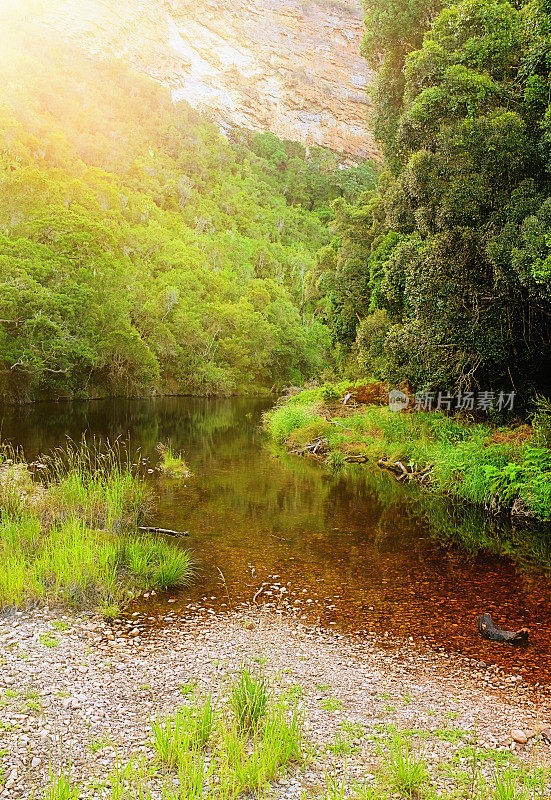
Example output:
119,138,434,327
2,396,551,683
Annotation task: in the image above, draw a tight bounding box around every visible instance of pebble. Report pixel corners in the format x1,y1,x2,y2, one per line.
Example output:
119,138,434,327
0,607,549,798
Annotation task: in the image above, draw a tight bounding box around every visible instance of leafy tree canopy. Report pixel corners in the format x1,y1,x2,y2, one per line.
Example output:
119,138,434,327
0,20,377,401
316,0,551,400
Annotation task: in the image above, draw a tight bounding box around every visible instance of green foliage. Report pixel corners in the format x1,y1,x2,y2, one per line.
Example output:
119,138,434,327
41,770,80,800
321,384,341,403
116,536,194,590
531,395,551,447
319,0,551,399
265,389,551,520
379,732,429,796
156,443,190,478
0,22,376,402
149,673,309,797
230,667,268,732
263,403,317,444
150,697,215,769
0,440,194,612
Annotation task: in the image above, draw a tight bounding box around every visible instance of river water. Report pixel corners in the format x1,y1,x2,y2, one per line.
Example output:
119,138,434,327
2,396,551,682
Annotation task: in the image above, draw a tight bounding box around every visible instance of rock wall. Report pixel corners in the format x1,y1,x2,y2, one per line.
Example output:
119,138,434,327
29,0,379,160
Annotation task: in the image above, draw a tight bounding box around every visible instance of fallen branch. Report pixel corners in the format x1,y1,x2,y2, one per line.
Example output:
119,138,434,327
377,458,434,484
138,526,189,537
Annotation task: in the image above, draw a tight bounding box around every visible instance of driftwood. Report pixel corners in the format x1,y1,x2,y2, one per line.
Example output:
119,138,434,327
477,613,530,644
138,526,189,537
288,437,328,457
377,458,433,483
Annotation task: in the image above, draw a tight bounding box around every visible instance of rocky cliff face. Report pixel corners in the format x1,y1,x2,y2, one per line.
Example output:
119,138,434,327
31,0,378,160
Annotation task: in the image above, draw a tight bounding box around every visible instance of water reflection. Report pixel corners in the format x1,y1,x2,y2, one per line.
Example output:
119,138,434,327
2,397,551,682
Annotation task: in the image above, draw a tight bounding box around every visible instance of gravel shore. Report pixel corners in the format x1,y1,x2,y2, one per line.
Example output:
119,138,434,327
1,606,550,797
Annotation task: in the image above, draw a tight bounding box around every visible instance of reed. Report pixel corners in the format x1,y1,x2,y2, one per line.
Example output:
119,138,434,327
0,438,194,614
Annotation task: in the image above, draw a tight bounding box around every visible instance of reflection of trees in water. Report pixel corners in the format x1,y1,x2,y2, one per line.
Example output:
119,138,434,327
7,396,551,679
0,396,266,462
4,396,548,574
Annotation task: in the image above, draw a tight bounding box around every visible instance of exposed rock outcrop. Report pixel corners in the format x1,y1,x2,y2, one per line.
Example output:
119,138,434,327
30,0,378,160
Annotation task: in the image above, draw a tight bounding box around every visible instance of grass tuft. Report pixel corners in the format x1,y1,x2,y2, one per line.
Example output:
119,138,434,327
230,667,268,732
156,442,191,478
379,732,429,797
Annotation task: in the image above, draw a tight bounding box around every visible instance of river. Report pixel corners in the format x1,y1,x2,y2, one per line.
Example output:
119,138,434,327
2,396,551,682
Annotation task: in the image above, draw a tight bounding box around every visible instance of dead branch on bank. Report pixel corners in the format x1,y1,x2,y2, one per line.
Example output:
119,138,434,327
377,459,433,483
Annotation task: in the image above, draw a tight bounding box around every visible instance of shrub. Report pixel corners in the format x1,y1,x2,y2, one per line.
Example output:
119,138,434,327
321,384,341,403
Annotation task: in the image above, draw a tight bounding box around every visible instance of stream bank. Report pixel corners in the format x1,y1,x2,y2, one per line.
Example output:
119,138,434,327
1,606,550,797
263,383,551,522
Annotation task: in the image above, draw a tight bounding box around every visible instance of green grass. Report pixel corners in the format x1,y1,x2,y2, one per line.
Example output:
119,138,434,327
150,697,216,769
320,697,344,712
41,769,80,800
230,667,268,732
50,620,69,632
264,386,551,522
379,732,429,797
149,673,310,798
0,440,195,615
88,734,113,754
326,733,358,755
39,634,59,648
156,443,191,478
339,720,366,738
30,719,551,800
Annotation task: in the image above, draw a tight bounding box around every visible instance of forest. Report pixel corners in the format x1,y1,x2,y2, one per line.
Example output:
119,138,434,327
3,0,551,411
0,20,375,402
316,0,551,402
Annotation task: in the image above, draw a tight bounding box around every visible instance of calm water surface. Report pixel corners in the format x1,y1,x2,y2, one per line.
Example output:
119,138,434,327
2,396,551,682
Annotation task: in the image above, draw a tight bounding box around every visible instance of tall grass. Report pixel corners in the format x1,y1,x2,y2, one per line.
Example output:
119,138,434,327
156,442,190,478
149,673,310,798
379,732,429,797
264,403,317,445
0,438,194,614
0,517,194,613
151,697,216,769
0,438,150,532
264,387,551,521
230,667,268,732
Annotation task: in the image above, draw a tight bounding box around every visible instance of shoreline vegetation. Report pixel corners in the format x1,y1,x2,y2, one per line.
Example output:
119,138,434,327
263,382,551,523
0,439,194,618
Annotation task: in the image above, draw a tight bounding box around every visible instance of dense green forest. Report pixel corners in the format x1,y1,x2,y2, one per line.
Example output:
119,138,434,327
316,0,551,401
4,0,551,405
0,20,376,402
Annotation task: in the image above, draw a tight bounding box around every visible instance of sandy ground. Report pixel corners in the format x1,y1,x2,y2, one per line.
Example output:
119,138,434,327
0,605,550,798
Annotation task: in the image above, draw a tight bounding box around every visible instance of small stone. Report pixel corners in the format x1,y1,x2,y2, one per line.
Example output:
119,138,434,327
511,729,527,744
